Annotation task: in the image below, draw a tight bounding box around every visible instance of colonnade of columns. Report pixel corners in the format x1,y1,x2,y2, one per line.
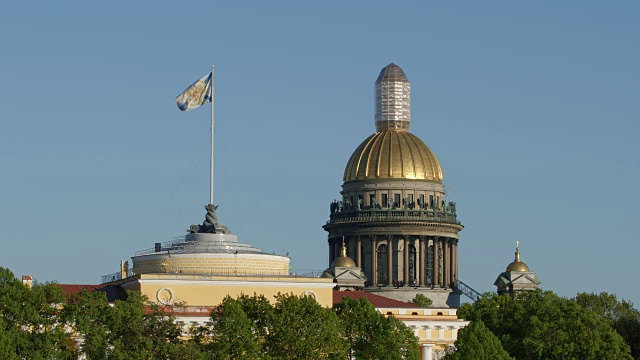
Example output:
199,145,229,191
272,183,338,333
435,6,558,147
328,235,458,288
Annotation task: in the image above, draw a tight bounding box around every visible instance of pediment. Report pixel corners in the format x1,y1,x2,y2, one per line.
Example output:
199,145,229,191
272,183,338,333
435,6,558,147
334,268,366,281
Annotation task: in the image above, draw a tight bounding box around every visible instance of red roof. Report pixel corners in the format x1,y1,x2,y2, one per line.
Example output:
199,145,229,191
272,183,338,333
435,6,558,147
58,284,127,303
333,291,419,308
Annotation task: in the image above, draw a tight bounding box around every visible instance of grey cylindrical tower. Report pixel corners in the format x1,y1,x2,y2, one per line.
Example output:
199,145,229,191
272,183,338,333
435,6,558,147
375,63,411,132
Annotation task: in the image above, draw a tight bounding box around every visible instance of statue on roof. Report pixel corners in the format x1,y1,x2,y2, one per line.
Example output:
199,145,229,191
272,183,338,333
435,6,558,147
188,204,230,234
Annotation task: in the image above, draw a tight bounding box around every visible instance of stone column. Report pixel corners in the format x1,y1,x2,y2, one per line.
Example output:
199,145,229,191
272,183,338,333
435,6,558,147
356,235,362,268
387,235,393,285
433,238,439,286
419,236,425,286
329,240,333,266
371,236,377,285
421,344,433,360
452,240,457,283
404,238,410,284
444,238,450,287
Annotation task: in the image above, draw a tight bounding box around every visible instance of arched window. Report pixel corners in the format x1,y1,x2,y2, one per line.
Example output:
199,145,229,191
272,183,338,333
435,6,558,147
377,244,388,285
409,244,417,284
426,245,434,286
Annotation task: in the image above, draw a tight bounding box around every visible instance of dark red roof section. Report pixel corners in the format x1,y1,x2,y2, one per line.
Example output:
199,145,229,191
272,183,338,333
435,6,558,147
58,284,127,303
333,291,419,308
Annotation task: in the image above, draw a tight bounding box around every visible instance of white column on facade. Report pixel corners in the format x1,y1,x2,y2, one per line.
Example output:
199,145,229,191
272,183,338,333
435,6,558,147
421,344,434,360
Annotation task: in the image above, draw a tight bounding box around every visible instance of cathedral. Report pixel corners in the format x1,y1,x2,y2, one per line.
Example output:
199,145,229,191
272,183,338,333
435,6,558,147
324,63,463,307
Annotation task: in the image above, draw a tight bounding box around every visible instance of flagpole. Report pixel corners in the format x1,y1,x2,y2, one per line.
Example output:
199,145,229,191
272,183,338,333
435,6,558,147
210,65,214,205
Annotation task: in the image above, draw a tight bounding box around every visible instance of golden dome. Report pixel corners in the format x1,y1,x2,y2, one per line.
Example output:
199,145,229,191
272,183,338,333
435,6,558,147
506,245,530,272
343,131,443,182
331,242,357,268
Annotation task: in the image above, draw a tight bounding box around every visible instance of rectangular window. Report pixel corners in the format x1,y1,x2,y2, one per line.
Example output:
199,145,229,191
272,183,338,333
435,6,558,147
350,196,354,210
408,194,414,209
394,194,401,208
381,193,388,208
369,194,376,209
429,195,434,208
419,194,425,208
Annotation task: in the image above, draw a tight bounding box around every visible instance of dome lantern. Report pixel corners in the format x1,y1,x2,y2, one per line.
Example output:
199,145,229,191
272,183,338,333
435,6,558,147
375,63,411,132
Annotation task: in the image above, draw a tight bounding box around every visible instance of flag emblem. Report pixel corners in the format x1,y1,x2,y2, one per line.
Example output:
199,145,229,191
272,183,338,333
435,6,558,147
176,72,212,111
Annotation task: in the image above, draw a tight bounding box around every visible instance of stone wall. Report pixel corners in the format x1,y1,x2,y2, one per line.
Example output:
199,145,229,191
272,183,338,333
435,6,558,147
132,253,290,276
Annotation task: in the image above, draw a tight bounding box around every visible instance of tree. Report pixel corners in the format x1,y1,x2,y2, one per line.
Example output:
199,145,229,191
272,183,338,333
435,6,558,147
192,293,348,359
267,293,348,360
64,289,112,359
0,267,72,360
575,292,640,359
65,289,196,359
445,320,511,360
334,297,420,360
201,296,262,360
410,293,433,307
458,290,633,360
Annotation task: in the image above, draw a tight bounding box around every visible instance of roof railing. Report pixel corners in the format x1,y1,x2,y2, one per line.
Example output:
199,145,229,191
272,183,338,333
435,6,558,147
328,209,460,225
100,267,324,284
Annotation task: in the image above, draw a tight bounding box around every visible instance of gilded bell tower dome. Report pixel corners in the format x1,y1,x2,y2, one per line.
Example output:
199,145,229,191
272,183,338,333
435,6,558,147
495,242,542,297
324,63,464,308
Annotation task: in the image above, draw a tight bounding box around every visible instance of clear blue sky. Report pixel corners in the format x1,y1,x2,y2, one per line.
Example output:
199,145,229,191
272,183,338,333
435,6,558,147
1,2,638,304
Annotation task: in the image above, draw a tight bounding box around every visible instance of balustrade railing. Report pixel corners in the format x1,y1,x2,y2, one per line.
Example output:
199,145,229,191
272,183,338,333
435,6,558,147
100,267,324,284
135,236,189,256
101,268,135,284
327,209,460,225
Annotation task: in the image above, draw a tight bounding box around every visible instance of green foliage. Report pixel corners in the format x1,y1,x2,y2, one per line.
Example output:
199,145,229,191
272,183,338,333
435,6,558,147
575,292,640,359
64,289,196,359
202,296,262,359
445,320,511,360
410,293,433,307
459,290,633,360
268,293,347,359
194,292,348,359
0,267,72,360
334,297,420,360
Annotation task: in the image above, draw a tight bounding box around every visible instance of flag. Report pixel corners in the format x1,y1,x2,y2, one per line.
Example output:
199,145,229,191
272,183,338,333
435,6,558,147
175,72,212,111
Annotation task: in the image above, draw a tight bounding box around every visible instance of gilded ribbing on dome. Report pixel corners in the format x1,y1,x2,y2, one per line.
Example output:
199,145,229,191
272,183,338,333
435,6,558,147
343,131,443,182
